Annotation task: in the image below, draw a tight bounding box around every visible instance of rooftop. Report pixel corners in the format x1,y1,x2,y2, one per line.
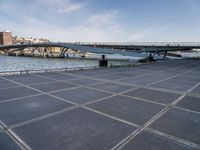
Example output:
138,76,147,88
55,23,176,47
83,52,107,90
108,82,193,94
0,59,200,150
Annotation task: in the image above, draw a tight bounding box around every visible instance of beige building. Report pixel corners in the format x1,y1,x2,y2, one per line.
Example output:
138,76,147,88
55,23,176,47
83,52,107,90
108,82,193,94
12,36,50,44
0,31,13,45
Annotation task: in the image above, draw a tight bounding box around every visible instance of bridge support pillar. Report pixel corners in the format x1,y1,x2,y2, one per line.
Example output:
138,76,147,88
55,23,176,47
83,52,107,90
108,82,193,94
99,55,108,67
58,54,65,58
138,53,156,63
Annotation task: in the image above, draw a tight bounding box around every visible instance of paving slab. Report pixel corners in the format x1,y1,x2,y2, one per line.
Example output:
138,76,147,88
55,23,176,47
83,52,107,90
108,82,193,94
37,72,79,81
12,108,136,150
68,78,103,86
0,132,22,150
125,69,154,75
113,72,141,78
0,79,19,89
150,81,193,92
0,123,3,130
1,59,200,149
178,74,200,82
190,85,200,95
0,86,40,102
0,95,73,126
90,82,134,93
95,74,125,80
51,87,112,104
6,75,54,85
120,75,167,86
150,108,200,145
30,81,77,92
68,69,113,77
116,70,147,77
123,88,181,104
165,77,198,86
121,131,199,150
87,95,164,125
186,72,200,77
176,96,200,112
4,74,34,80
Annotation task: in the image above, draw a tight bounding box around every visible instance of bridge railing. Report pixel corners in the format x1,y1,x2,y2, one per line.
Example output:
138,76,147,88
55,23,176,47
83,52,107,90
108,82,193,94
0,66,98,76
78,42,200,47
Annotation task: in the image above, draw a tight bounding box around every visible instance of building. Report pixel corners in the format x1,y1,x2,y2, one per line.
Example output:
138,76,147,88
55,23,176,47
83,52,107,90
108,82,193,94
12,36,50,44
0,31,13,45
0,30,50,45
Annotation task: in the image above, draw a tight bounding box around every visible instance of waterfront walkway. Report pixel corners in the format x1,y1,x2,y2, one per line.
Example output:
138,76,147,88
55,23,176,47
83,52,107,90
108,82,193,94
0,59,200,150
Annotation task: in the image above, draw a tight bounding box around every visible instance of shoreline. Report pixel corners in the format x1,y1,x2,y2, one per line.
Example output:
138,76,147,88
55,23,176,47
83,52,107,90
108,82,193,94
0,54,138,61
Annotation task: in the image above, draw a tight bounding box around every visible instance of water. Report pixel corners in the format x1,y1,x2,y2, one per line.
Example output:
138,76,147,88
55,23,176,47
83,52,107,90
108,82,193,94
0,56,98,72
177,52,200,58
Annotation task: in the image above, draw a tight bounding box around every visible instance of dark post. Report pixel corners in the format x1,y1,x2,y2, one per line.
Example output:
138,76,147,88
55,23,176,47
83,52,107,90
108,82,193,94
99,55,108,67
102,55,105,60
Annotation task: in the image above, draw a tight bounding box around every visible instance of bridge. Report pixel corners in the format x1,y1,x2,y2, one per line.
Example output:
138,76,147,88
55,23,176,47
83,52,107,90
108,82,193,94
0,42,200,58
80,42,200,51
0,42,148,58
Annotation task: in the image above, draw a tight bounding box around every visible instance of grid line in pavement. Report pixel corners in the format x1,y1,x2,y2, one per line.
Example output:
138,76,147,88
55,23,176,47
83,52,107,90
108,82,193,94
113,80,200,150
0,59,200,150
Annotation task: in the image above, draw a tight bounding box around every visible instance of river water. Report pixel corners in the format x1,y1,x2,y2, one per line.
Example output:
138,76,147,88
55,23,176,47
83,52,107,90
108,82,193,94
0,56,99,72
0,55,137,73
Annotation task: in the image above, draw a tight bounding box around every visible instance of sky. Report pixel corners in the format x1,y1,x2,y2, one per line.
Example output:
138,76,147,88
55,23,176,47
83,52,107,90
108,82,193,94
0,0,200,42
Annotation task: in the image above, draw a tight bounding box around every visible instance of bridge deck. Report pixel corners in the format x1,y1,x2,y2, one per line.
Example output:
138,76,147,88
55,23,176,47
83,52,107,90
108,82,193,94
0,43,149,57
1,42,200,58
0,59,200,150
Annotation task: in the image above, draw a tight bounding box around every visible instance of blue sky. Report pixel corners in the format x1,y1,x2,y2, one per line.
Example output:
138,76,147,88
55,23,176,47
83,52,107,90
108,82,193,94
0,0,200,42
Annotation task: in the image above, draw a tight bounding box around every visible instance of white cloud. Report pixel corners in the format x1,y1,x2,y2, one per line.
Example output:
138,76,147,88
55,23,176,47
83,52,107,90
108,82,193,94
128,25,170,41
5,10,126,42
0,2,122,41
67,10,125,41
1,0,199,42
37,0,87,13
1,9,171,42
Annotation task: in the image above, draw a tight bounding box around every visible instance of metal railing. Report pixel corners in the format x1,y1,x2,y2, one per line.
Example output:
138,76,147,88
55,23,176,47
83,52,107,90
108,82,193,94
78,42,200,47
0,66,98,76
